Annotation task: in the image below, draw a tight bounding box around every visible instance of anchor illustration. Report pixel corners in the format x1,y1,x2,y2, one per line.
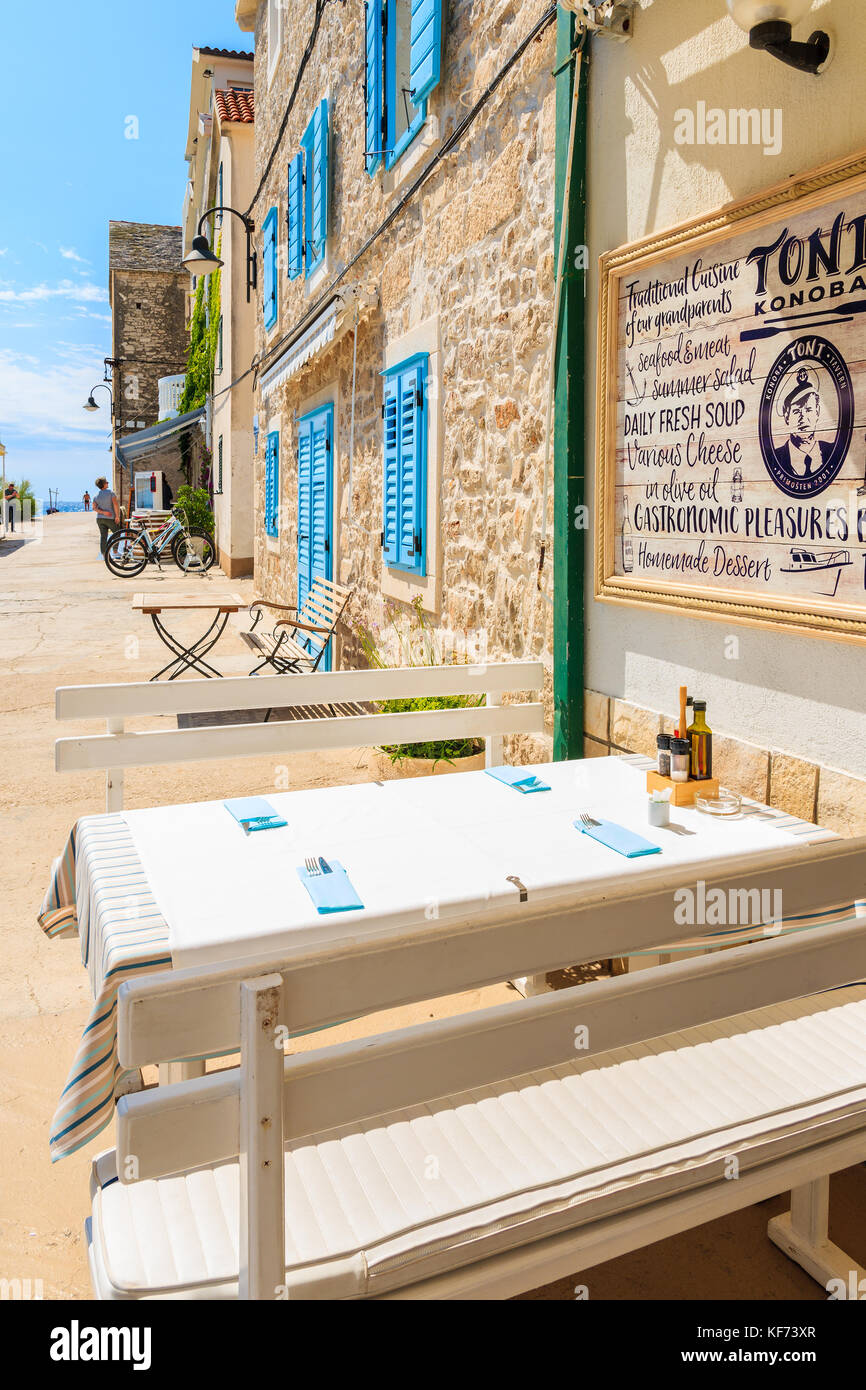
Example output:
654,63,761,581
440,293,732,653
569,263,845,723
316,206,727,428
625,359,646,409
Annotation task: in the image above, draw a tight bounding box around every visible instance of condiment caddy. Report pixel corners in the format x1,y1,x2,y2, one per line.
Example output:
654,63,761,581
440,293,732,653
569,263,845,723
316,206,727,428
646,684,719,806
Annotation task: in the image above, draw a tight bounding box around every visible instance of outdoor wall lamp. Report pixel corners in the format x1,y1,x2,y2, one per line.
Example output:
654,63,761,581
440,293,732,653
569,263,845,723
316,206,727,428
182,205,258,302
83,383,113,414
727,1,832,75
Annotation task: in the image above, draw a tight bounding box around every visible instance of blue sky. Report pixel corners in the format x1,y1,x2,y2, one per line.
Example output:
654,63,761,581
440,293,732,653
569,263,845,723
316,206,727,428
0,1,251,503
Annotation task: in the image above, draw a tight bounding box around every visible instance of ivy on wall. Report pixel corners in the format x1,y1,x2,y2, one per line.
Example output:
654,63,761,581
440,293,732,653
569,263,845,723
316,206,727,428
179,235,221,415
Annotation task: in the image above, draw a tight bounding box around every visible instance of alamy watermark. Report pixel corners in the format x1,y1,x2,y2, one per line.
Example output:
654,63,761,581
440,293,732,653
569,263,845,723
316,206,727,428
674,880,782,930
674,102,782,158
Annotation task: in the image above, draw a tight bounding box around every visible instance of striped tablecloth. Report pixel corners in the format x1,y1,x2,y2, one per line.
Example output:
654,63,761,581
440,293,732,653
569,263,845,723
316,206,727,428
39,758,861,1163
38,816,172,1161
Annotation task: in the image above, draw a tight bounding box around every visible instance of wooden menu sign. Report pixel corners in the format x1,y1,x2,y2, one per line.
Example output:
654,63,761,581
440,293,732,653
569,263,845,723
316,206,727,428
596,150,866,642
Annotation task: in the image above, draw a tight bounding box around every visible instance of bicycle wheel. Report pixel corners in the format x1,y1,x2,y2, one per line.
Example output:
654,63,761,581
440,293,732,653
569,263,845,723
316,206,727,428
171,527,216,573
104,527,148,577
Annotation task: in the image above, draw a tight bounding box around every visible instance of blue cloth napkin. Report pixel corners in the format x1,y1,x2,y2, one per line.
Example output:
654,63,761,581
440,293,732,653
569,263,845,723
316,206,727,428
297,860,364,914
485,766,551,793
224,796,287,832
575,817,662,858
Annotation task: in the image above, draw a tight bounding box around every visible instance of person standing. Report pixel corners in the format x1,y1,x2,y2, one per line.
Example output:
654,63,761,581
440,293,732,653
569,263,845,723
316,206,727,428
82,490,91,512
93,476,120,556
5,483,18,533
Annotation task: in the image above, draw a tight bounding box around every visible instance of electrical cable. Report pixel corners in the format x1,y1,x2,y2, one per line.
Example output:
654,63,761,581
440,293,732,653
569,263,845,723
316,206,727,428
243,0,332,220
257,2,558,378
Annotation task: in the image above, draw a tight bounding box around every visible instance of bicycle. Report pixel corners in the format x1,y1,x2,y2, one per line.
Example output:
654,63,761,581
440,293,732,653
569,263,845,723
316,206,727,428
103,506,216,577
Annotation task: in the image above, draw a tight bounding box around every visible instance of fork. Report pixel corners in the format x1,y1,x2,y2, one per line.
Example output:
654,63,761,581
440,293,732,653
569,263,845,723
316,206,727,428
577,811,602,829
304,856,322,877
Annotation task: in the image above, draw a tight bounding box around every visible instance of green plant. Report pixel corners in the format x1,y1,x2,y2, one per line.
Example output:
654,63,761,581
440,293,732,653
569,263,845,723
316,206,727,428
354,596,483,767
179,235,221,416
175,484,213,536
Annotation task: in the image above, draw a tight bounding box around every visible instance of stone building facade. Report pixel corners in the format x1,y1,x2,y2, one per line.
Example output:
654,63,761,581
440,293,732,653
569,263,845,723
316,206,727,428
108,222,190,504
235,0,558,752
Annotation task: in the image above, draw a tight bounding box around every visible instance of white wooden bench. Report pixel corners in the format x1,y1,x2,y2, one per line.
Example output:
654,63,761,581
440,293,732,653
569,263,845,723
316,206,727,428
86,835,866,1300
55,661,545,811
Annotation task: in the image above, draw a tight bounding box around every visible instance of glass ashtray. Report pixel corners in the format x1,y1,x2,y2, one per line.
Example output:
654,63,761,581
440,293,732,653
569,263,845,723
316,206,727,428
694,789,742,816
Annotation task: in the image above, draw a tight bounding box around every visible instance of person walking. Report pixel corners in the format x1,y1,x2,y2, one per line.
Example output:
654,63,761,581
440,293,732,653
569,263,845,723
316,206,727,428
5,483,18,533
93,476,120,556
82,490,91,512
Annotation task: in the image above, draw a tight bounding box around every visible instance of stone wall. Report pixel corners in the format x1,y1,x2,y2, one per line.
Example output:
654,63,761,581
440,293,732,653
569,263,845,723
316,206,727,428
109,223,190,500
583,689,866,838
243,0,558,755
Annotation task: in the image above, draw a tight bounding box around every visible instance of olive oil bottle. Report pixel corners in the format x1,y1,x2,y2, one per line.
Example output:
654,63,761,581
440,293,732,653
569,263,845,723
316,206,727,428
687,700,713,780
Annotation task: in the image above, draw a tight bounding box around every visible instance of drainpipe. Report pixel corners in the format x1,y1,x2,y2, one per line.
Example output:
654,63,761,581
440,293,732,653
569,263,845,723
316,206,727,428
552,10,589,761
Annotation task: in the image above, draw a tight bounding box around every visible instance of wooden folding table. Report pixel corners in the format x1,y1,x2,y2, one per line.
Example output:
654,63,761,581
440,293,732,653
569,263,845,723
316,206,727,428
132,591,246,680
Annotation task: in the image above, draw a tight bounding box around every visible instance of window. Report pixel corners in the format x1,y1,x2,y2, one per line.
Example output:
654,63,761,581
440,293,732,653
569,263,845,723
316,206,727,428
262,206,278,329
267,0,282,84
217,315,223,373
381,353,427,574
365,0,443,174
265,429,280,538
287,100,329,280
216,435,223,495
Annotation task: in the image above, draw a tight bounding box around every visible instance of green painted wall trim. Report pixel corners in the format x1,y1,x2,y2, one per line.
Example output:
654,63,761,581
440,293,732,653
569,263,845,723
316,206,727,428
552,13,589,761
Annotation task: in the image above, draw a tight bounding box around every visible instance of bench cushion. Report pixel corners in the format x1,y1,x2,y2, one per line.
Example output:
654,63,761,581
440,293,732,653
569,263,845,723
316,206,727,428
88,988,866,1299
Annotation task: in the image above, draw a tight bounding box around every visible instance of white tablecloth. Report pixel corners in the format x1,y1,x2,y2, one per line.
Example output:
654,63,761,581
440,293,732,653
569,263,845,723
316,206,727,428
122,756,809,970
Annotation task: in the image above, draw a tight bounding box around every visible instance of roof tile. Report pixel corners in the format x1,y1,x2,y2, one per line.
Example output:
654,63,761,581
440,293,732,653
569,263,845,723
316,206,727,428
215,87,255,124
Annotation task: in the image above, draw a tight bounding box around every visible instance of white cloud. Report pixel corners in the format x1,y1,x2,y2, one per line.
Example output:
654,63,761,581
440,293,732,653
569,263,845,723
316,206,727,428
0,249,7,257
59,246,89,263
0,345,113,444
0,278,107,304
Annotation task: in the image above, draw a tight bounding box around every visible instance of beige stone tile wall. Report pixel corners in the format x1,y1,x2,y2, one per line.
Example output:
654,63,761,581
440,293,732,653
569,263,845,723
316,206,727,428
246,0,558,745
583,689,866,837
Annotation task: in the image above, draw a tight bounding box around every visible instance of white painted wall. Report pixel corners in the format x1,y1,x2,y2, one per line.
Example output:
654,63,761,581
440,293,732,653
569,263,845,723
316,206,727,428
213,121,256,572
585,0,866,775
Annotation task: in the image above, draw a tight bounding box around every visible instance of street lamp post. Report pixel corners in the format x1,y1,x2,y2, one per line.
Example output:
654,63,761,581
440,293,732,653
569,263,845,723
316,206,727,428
182,205,257,301
83,381,114,415
83,379,123,498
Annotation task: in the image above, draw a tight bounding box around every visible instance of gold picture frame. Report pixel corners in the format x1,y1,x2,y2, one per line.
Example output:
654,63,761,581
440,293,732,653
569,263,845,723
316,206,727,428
595,147,866,644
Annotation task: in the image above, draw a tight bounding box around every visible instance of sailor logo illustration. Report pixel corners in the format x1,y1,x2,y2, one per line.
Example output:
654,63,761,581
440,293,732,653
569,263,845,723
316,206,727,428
758,337,853,498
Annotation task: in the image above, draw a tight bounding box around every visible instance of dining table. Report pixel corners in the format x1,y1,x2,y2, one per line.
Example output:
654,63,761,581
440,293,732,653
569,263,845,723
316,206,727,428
132,590,247,681
39,752,846,1162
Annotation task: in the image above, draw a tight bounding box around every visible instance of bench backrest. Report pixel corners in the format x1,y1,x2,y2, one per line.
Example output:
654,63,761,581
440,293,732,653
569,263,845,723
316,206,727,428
291,577,352,664
115,835,866,1296
55,660,544,810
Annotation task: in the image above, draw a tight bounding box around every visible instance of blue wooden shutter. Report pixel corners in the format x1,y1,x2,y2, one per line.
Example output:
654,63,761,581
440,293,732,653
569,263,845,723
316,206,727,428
265,430,279,537
382,375,400,567
297,418,313,603
287,152,303,279
396,359,426,573
409,0,443,105
302,99,328,274
310,408,332,585
382,356,427,575
365,0,383,175
262,208,278,328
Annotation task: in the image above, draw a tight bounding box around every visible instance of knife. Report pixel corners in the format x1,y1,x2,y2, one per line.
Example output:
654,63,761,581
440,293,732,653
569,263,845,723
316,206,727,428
318,856,333,874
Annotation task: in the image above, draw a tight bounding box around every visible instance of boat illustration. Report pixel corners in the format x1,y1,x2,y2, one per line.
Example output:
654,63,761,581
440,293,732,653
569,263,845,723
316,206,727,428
780,547,852,597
